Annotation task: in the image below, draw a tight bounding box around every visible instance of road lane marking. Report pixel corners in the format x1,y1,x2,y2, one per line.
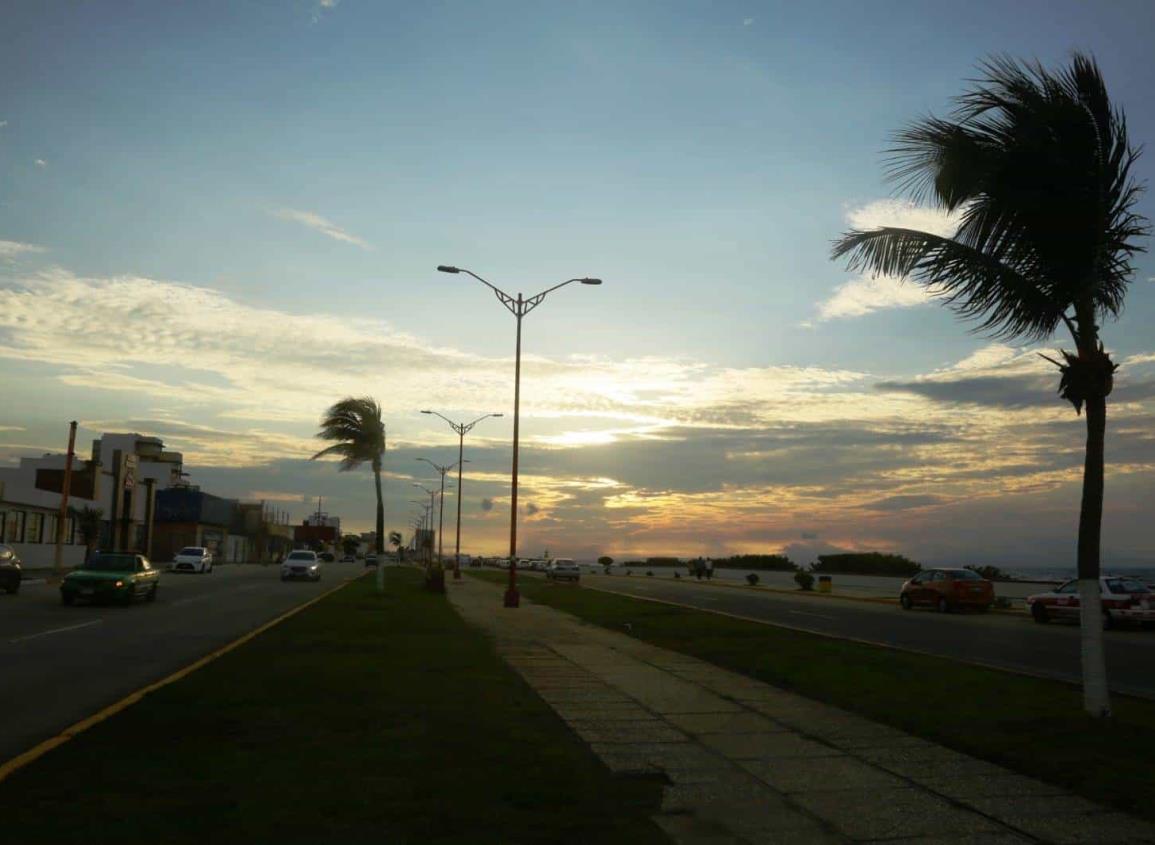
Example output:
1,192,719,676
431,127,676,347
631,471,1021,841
171,595,211,607
789,610,835,620
0,573,367,784
9,619,103,644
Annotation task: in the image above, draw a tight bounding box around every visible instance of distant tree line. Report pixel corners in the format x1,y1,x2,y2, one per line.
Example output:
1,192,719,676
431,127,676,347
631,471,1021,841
810,553,922,577
711,554,795,571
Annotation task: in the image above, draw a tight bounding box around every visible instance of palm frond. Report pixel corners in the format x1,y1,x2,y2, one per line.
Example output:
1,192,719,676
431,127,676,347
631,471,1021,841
832,227,1064,340
311,396,385,472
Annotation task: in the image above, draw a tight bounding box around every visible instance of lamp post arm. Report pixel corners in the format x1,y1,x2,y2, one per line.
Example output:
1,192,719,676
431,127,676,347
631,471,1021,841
522,278,588,315
457,268,520,316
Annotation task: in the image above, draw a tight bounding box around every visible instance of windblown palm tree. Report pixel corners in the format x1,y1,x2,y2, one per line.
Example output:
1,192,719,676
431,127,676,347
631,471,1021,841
832,54,1147,718
70,505,104,564
311,398,387,555
388,530,403,562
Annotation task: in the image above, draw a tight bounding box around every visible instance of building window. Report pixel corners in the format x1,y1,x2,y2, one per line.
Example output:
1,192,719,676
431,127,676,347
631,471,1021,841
4,511,25,544
27,512,45,544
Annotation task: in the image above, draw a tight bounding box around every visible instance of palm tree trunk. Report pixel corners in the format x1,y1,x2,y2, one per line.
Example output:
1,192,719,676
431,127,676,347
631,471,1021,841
373,467,385,593
1077,388,1110,717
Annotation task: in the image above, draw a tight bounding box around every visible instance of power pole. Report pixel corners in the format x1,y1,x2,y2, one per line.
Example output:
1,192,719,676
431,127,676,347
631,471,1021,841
53,421,78,581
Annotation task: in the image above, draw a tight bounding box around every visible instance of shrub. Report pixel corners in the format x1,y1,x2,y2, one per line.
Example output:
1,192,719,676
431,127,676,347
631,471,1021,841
646,570,654,577
966,564,1012,581
674,572,681,579
794,570,815,591
597,555,614,566
746,573,760,586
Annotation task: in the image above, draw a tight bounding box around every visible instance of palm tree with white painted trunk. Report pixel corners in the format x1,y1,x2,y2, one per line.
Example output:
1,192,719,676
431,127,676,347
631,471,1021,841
832,54,1148,718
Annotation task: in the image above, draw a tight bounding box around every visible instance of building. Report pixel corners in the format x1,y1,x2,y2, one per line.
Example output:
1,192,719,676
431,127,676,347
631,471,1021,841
153,487,239,563
293,503,341,551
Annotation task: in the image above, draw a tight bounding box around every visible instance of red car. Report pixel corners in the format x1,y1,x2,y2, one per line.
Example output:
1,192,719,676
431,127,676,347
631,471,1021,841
1026,576,1154,629
899,568,994,613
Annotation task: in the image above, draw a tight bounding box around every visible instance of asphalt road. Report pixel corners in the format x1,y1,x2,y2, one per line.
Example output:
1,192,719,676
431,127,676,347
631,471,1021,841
546,571,1155,699
0,562,367,764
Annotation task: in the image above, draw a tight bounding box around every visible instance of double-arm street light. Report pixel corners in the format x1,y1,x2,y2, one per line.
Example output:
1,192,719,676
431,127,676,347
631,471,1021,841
436,265,601,608
416,458,460,567
421,410,502,580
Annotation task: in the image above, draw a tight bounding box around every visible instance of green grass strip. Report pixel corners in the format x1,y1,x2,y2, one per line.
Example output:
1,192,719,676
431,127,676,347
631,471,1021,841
0,570,666,844
474,571,1155,820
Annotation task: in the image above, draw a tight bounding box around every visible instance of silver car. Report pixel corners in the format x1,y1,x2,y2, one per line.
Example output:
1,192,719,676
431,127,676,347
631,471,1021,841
546,558,581,582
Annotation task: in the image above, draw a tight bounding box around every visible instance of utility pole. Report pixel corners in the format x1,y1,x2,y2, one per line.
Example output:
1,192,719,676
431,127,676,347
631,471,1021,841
53,421,78,581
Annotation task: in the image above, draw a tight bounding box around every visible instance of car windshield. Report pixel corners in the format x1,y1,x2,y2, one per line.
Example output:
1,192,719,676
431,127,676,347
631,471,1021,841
1106,578,1150,594
287,552,314,561
179,547,205,555
84,555,136,571
950,570,983,581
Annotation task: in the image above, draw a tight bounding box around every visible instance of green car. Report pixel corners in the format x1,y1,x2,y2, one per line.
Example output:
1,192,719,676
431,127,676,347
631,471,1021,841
61,553,160,606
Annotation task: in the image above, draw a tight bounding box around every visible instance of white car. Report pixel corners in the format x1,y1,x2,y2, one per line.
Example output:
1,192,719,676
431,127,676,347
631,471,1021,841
1027,575,1154,628
171,546,213,574
546,559,581,582
281,550,322,582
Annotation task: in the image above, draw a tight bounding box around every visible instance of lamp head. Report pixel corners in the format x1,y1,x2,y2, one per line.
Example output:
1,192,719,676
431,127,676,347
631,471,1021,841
437,265,461,274
420,409,432,414
580,278,602,285
492,413,504,418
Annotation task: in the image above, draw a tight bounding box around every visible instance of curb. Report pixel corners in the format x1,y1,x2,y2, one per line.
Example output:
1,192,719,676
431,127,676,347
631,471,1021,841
0,573,365,784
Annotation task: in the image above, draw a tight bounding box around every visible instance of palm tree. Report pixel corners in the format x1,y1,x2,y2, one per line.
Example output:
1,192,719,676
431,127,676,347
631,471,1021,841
70,505,104,564
832,54,1147,718
311,398,387,556
388,530,403,562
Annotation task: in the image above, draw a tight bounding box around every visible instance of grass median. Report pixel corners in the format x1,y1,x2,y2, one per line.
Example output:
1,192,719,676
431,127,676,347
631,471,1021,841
0,569,666,844
472,570,1155,821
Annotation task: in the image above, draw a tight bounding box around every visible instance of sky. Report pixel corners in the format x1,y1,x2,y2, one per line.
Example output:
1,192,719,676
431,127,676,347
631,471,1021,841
2,1,1155,567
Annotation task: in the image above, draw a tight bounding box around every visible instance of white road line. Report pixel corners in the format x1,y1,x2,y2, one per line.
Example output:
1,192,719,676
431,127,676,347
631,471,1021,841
171,595,211,607
10,619,103,644
788,610,835,620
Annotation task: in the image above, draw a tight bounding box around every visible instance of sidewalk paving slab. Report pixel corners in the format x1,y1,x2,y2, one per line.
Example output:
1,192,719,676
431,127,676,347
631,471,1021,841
447,576,1155,845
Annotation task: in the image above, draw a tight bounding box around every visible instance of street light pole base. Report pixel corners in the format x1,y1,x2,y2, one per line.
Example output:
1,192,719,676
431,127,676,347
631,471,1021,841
503,587,520,608
453,569,462,580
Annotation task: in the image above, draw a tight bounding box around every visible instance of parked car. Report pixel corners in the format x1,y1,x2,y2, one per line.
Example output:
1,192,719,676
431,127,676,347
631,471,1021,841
282,550,322,582
364,553,378,567
0,544,22,594
899,568,994,612
1027,576,1154,628
546,558,581,582
61,552,159,605
171,546,213,574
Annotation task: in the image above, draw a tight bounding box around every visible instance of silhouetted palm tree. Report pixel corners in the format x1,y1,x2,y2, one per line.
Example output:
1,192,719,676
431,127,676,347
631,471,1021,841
832,54,1147,718
311,398,387,554
70,505,104,564
388,530,403,562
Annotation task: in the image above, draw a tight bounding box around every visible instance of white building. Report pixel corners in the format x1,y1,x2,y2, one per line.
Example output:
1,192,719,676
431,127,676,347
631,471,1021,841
0,432,184,568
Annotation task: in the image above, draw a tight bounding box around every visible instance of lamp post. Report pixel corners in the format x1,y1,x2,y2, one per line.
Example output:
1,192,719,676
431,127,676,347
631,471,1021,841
436,265,601,608
420,409,503,581
416,458,460,567
412,484,438,565
409,502,432,564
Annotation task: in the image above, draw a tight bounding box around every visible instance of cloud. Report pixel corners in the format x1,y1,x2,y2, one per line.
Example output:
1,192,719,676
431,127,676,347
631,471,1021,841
814,273,929,320
312,0,340,22
860,494,946,511
813,199,965,322
742,17,754,26
0,121,7,129
525,502,541,516
34,159,46,168
270,208,370,249
249,490,307,502
480,497,495,512
0,240,46,259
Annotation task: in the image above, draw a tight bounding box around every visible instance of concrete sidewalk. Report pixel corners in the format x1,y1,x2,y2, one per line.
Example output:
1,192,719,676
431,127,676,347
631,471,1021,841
447,576,1155,844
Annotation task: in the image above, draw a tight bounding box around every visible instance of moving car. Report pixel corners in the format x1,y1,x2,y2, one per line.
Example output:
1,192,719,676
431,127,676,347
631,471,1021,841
0,544,22,594
340,554,356,563
171,546,213,574
1027,576,1154,628
318,551,336,563
61,552,159,605
282,550,322,582
899,568,994,612
364,553,378,567
545,558,581,582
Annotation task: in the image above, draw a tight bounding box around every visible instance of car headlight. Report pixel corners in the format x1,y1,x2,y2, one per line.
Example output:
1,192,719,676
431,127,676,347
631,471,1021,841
115,580,125,588
309,564,319,570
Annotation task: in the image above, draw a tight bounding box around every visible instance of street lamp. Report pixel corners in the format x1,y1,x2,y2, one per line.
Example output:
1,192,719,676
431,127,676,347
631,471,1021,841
436,265,601,607
420,410,502,580
412,484,438,564
410,497,433,563
416,458,461,567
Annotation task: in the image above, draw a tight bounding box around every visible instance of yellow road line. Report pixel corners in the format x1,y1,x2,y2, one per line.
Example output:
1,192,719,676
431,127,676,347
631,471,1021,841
0,575,363,784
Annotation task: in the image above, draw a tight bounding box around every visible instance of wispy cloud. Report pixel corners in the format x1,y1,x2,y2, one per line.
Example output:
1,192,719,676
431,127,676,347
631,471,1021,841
312,0,340,23
271,208,371,249
742,17,755,26
0,240,46,260
34,159,46,168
